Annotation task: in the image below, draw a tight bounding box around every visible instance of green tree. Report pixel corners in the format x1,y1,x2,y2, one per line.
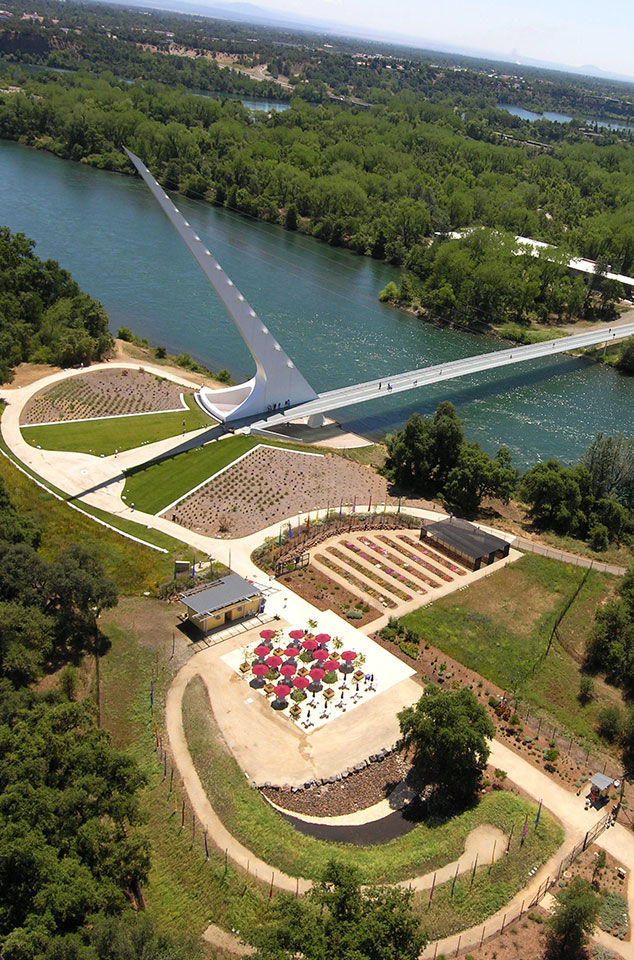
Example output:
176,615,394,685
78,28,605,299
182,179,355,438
398,685,494,805
546,877,598,959
252,860,426,960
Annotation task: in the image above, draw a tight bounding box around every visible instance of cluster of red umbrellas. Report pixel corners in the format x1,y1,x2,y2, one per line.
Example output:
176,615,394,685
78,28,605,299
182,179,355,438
249,628,361,708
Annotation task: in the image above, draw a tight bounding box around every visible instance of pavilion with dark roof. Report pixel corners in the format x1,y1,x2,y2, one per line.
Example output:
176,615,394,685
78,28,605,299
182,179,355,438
421,516,510,571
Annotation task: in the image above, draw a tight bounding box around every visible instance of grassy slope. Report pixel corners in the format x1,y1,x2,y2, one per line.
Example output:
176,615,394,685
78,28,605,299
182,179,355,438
401,554,620,742
100,610,268,940
0,446,193,592
21,395,213,455
182,675,561,894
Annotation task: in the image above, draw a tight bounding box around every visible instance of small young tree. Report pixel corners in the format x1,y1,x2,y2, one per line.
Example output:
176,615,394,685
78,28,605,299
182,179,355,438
546,877,598,959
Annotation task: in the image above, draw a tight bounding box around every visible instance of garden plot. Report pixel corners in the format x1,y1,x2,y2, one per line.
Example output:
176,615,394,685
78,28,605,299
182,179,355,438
21,369,190,424
167,445,387,538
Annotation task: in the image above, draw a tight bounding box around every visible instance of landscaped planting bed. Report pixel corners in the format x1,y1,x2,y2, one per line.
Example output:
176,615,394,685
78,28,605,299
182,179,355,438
168,445,388,538
21,368,190,424
316,553,398,609
376,534,456,582
277,565,380,626
338,541,422,596
398,534,467,575
361,535,446,587
327,546,414,602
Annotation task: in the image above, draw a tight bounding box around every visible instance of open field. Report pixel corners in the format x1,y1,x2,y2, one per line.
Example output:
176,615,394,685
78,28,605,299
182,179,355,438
400,554,621,743
22,394,213,455
182,674,561,893
21,367,193,424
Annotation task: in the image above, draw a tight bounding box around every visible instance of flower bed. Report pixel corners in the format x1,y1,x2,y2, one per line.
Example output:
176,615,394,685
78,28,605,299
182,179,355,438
398,534,467,575
337,542,422,597
316,554,398,609
360,535,448,586
374,535,453,583
327,546,414,601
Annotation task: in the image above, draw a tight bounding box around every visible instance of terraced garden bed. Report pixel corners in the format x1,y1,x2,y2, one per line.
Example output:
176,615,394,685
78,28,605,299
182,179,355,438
315,553,398,609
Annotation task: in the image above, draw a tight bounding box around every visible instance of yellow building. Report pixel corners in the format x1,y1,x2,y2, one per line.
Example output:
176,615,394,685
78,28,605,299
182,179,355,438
180,574,264,635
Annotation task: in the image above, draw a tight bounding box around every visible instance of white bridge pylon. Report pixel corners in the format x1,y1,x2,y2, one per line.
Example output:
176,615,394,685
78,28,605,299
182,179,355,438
123,147,319,422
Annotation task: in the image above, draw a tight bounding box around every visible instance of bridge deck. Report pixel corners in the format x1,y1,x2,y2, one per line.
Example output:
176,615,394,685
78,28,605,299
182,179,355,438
251,322,634,430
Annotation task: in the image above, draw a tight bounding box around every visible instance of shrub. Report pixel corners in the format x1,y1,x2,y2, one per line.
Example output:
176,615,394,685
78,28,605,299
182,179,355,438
488,696,499,708
117,326,134,341
589,523,610,552
346,609,363,620
598,706,624,742
154,345,167,358
324,670,337,684
579,675,595,705
544,747,560,763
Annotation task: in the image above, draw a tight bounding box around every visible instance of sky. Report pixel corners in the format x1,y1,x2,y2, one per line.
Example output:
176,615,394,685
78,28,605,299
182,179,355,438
260,0,634,78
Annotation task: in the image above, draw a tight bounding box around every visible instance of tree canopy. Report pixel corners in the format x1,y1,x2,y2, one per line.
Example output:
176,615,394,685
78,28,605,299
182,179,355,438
398,685,494,805
384,402,517,513
252,860,426,960
0,227,112,383
546,877,599,959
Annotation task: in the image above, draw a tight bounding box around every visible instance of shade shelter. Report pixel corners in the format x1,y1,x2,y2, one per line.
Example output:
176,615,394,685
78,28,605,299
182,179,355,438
590,773,614,801
421,516,510,571
180,574,264,634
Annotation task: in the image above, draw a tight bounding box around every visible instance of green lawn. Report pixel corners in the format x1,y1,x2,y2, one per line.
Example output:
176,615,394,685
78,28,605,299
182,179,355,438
400,554,620,743
21,395,214,456
182,674,562,889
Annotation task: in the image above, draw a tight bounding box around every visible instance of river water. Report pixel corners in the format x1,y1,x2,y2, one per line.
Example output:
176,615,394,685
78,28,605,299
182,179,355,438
498,102,634,133
1,139,633,467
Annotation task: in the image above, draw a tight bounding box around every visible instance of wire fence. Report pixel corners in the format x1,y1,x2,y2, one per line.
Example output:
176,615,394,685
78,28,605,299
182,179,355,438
427,810,614,959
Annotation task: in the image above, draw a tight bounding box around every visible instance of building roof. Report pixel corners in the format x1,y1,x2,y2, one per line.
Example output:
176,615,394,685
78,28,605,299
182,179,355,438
591,773,614,791
180,574,262,617
423,516,509,560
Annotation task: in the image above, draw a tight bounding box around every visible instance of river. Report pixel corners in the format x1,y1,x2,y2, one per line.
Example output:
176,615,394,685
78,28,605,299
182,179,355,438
1,138,633,467
498,102,634,133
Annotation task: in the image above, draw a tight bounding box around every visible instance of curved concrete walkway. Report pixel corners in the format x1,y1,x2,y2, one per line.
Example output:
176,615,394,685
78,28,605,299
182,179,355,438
166,651,507,895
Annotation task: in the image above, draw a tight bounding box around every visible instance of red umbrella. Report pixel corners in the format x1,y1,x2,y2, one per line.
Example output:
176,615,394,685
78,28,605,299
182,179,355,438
313,648,329,661
341,650,357,662
265,655,282,668
254,644,271,657
293,675,310,690
252,663,268,677
314,633,331,644
302,637,318,651
289,629,305,640
273,684,290,698
323,660,339,672
280,663,296,678
309,667,325,681
260,629,276,640
284,646,300,658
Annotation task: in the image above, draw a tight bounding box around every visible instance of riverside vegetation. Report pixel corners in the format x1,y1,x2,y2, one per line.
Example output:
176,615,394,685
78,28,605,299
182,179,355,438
2,62,634,336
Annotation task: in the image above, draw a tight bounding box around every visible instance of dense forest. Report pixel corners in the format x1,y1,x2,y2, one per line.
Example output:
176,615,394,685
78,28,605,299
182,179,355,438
4,0,634,123
3,68,634,266
0,227,112,382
